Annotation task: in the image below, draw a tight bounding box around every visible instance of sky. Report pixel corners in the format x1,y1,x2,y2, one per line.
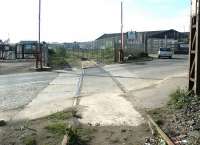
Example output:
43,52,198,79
0,0,190,43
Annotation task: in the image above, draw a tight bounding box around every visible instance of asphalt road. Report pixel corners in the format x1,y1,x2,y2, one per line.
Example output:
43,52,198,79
0,72,57,111
105,55,188,79
104,55,188,109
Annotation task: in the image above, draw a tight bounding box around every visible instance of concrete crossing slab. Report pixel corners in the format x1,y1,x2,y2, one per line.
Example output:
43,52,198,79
14,72,79,120
79,93,144,126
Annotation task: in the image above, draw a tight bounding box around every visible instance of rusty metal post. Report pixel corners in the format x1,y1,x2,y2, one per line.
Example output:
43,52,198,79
144,33,148,54
37,0,42,69
189,0,200,95
119,1,124,62
195,0,200,95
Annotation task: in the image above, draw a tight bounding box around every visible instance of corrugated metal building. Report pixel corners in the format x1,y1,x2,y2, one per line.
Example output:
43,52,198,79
96,29,189,54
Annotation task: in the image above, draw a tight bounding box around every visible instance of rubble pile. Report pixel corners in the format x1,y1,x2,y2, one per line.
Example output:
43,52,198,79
165,96,200,144
144,137,166,145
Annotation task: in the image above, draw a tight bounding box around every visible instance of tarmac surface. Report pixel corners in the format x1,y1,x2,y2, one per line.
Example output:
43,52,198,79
15,72,79,120
0,72,57,120
104,55,188,109
0,72,57,111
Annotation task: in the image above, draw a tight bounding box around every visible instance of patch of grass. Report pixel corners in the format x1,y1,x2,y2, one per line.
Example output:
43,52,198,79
50,57,68,66
103,48,115,64
66,126,93,145
148,108,168,127
168,88,191,109
67,127,82,145
22,135,37,145
76,128,94,143
48,111,73,121
48,48,81,68
45,122,66,136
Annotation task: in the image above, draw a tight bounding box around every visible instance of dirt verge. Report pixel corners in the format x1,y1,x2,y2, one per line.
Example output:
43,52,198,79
0,108,152,145
149,89,200,145
0,61,35,75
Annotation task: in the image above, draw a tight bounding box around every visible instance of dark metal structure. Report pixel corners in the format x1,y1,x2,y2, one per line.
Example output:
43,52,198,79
16,41,38,59
189,0,200,95
143,29,188,40
0,44,15,60
0,41,48,64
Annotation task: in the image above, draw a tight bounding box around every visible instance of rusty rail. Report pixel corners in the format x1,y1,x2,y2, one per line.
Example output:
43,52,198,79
147,114,175,145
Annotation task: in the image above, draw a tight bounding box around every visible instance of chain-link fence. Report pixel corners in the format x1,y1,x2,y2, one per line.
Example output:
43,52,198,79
147,38,178,54
48,33,151,68
64,39,146,63
60,39,116,64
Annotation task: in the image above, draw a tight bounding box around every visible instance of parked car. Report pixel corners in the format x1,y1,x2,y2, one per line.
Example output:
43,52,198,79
158,47,173,59
174,43,189,54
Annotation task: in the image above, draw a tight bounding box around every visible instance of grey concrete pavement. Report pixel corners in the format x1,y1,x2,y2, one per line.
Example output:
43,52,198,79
0,72,58,120
15,72,79,120
0,72,58,111
0,55,189,123
0,61,35,75
79,67,144,126
104,55,188,109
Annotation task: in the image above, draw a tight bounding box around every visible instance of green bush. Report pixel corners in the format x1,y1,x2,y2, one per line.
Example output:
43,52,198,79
55,48,67,57
66,126,92,145
168,88,191,109
48,49,56,56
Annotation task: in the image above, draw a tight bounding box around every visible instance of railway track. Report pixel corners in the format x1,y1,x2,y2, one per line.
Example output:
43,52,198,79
73,65,85,106
69,61,176,145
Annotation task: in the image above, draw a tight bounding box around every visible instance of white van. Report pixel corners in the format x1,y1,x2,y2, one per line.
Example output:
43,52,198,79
158,47,173,59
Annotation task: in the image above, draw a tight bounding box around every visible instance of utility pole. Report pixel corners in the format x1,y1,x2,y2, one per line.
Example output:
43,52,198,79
144,33,148,54
164,35,167,48
119,1,124,62
189,0,200,95
37,0,42,69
